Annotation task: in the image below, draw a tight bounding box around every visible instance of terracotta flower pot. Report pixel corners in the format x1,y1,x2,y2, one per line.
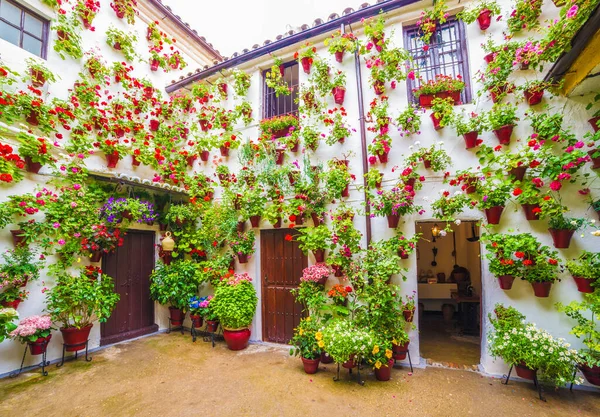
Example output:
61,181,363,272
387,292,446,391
392,340,410,360
374,81,385,95
497,275,515,290
149,119,160,131
60,324,93,352
524,89,544,105
220,146,230,157
377,151,389,163
273,218,282,229
11,230,26,248
485,206,505,225
206,320,219,333
28,334,52,356
199,120,210,132
548,228,575,249
387,214,399,229
237,253,248,264
374,359,395,381
493,125,514,145
168,307,186,326
275,148,285,165
463,131,478,149
223,328,251,351
190,315,203,328
249,215,261,228
301,57,312,74
580,363,600,386
521,203,540,220
342,354,357,369
311,212,322,226
515,362,537,380
335,50,344,63
200,150,209,162
508,166,527,181
588,149,600,169
588,117,600,133
30,69,46,87
403,309,415,322
332,265,343,277
477,9,492,30
26,111,39,126
531,282,552,298
572,276,595,293
430,113,443,130
105,153,120,168
321,351,334,364
419,94,434,108
332,86,346,105
90,250,102,263
24,156,42,174
341,184,349,198
301,357,320,374
1,299,21,309
313,249,326,263
150,59,160,72
131,155,141,166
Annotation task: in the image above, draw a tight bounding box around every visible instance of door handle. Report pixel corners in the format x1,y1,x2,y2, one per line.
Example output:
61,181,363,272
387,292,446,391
264,276,268,285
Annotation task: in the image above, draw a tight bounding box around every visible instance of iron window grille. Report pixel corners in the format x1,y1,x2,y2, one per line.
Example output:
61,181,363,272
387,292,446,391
0,0,49,58
404,18,472,104
262,61,299,119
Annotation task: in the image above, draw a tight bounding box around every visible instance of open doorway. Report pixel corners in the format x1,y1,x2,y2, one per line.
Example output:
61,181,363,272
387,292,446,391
415,220,482,368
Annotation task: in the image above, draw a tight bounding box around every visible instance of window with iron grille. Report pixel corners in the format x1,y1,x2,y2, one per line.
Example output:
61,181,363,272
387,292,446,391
263,62,299,119
404,18,471,104
0,0,48,58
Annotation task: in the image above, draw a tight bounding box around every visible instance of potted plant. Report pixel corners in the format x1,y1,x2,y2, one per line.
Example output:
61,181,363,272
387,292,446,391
300,263,331,286
265,58,291,98
520,80,552,106
149,260,202,327
367,337,395,381
259,114,299,139
330,70,346,105
451,110,487,149
321,319,374,368
565,252,600,293
383,233,421,260
198,296,219,332
111,0,138,24
80,224,124,261
430,97,455,130
294,42,318,74
25,58,58,88
9,315,53,355
290,317,322,374
362,242,403,283
512,180,542,220
324,31,357,62
368,135,392,163
369,186,421,228
584,129,600,170
363,14,386,52
297,225,333,263
188,296,207,329
0,284,28,310
431,189,472,222
457,0,501,30
365,167,384,189
417,0,448,44
74,0,100,29
476,177,512,224
46,269,119,352
323,159,352,198
230,230,256,264
264,201,286,228
412,74,465,107
538,194,589,249
396,104,423,137
522,249,562,298
16,132,55,173
513,40,545,70
211,273,258,350
407,141,452,172
488,104,519,145
231,68,251,97
106,26,138,61
53,14,84,60
401,293,417,322
506,0,543,34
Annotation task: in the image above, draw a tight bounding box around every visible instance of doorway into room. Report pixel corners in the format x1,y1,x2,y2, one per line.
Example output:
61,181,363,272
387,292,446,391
415,220,482,368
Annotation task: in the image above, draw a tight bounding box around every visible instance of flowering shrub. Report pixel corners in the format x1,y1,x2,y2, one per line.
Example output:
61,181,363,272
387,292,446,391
396,104,423,136
290,317,322,359
431,189,473,220
9,315,52,343
301,264,330,283
321,319,374,364
417,0,448,44
80,224,124,255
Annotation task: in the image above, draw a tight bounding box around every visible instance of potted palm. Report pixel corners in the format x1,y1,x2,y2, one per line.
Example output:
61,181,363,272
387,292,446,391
565,252,600,293
211,273,258,350
290,317,322,374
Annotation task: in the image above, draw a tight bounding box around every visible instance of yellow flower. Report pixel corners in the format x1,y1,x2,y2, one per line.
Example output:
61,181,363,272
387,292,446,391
375,360,382,369
385,349,393,359
317,340,325,348
392,338,398,345
315,331,323,341
306,317,311,322
372,345,380,354
299,329,304,336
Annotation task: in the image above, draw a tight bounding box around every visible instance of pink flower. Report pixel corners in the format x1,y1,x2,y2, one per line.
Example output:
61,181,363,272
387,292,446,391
58,239,65,245
549,181,562,191
567,5,578,19
53,222,60,228
407,71,415,80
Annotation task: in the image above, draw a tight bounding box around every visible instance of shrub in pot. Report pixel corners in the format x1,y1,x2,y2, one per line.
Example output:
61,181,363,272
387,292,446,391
46,268,119,351
210,273,258,350
321,319,374,368
290,317,322,374
457,0,501,31
565,252,600,293
291,280,328,318
450,109,487,149
10,315,53,355
488,103,519,145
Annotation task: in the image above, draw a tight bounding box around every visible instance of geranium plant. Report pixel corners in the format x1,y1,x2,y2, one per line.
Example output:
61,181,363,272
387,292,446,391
53,14,84,60
111,0,138,24
506,0,543,34
396,104,423,136
407,141,452,172
106,26,138,61
16,132,56,167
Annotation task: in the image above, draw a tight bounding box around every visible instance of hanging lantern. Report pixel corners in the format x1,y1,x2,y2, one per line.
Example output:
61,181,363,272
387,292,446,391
162,232,175,252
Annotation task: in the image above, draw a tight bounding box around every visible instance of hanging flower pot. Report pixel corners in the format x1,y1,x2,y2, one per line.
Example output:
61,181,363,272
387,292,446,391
150,59,160,72
463,131,478,149
219,146,230,157
250,215,261,228
419,94,434,108
311,213,321,226
131,155,141,167
377,151,389,163
206,320,219,333
580,364,600,386
341,184,349,198
26,111,39,126
572,276,595,293
521,203,541,220
168,307,185,326
485,206,505,225
387,214,399,228
30,69,46,87
508,166,527,181
313,249,325,263
423,157,432,169
200,150,210,162
493,125,514,145
105,153,120,168
548,228,575,249
403,309,415,322
10,230,26,248
149,119,160,131
342,354,357,369
588,117,600,132
476,9,492,30
218,83,228,97
23,156,42,174
273,218,282,229
515,362,537,380
531,282,552,298
290,141,300,152
237,253,248,264
301,57,312,74
335,50,344,62
588,149,600,169
185,156,195,168
497,275,515,290
397,250,409,259
275,148,285,165
295,213,304,225
301,357,320,374
1,299,21,309
524,89,544,105
321,351,334,364
161,251,172,265
392,340,409,360
190,315,203,329
332,87,346,105
199,119,210,132
90,250,102,263
223,328,251,351
464,178,478,194
279,64,285,77
332,265,343,277
374,80,385,95
373,35,384,52
28,334,52,356
60,324,93,352
236,221,245,233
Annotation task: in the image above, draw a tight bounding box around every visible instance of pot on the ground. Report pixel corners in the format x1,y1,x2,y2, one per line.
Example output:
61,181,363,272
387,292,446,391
60,324,93,352
301,357,320,374
168,306,186,326
223,328,251,351
374,359,395,381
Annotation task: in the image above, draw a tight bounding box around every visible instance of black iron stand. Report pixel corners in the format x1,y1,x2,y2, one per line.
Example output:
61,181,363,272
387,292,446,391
569,365,579,392
202,323,223,348
333,362,365,385
393,350,414,373
57,340,92,367
167,318,184,335
10,340,50,377
502,365,546,401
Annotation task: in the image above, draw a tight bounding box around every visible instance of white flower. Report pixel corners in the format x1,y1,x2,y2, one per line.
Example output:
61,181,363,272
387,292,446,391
439,230,447,237
408,145,414,150
455,219,461,226
414,141,421,146
454,190,462,196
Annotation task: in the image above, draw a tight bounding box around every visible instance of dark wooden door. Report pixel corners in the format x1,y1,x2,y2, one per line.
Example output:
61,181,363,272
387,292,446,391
101,230,158,345
261,229,307,344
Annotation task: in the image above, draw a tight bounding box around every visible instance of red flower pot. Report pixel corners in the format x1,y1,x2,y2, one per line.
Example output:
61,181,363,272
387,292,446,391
332,265,343,277
301,357,320,374
588,149,600,169
199,120,210,132
105,153,120,168
430,113,443,130
28,335,52,356
24,156,42,174
26,111,39,126
493,125,514,145
423,158,432,169
219,83,228,97
419,94,433,108
199,150,209,162
206,320,219,333
220,146,230,157
301,57,312,74
149,119,160,131
310,212,321,226
392,340,410,360
116,10,125,18
1,299,21,309
508,166,527,181
515,362,537,380
485,206,505,225
273,218,282,229
150,59,160,72
387,214,399,228
168,307,186,326
588,117,600,133
463,131,479,149
223,328,251,351
90,250,102,263
313,249,325,263
521,203,540,220
335,51,344,63
374,359,395,381
60,324,93,352
250,215,261,228
531,282,552,298
30,69,46,87
403,309,415,322
113,42,121,50
321,351,334,364
342,354,357,369
11,230,26,248
131,155,141,166
549,228,575,249
341,184,349,198
190,315,203,328
477,9,492,30
374,81,385,95
580,363,600,386
237,253,248,264
290,141,300,152
372,35,384,52
275,148,285,165
332,86,346,105
497,275,515,290
186,156,196,168
524,89,544,105
295,213,304,225
377,151,389,163
572,276,595,293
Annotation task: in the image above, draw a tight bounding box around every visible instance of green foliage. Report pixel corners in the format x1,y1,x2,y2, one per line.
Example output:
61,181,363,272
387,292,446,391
487,103,519,130
557,291,600,367
457,0,501,23
297,224,333,252
565,252,600,280
149,261,203,310
289,317,322,359
0,308,18,343
321,319,375,364
211,274,257,329
0,247,43,284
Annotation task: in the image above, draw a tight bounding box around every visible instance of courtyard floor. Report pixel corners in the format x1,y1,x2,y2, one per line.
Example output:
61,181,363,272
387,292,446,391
0,332,598,417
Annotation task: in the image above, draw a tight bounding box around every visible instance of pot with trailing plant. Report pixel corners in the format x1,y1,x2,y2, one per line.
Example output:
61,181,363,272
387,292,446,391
230,230,256,264
322,319,374,371
488,104,519,145
290,317,323,374
25,58,58,88
369,186,422,229
150,260,202,328
294,42,317,74
450,110,487,149
80,224,124,262
512,182,542,220
10,315,53,356
522,250,562,298
297,225,333,263
330,70,346,105
384,233,420,260
0,247,42,290
323,159,352,198
538,194,589,249
406,141,452,172
457,0,501,30
211,273,258,350
324,30,357,62
429,97,455,130
565,252,600,293
46,268,119,352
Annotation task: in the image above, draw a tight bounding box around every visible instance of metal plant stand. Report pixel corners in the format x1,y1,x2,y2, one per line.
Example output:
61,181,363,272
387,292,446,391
502,365,546,401
202,323,223,347
10,339,51,377
393,349,414,373
166,317,185,335
57,340,92,367
333,362,365,386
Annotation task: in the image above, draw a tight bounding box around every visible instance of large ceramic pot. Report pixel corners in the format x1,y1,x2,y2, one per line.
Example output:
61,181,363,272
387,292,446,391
60,324,93,352
168,306,186,326
28,334,52,355
223,328,251,351
392,340,410,360
497,275,515,290
374,359,395,381
572,276,595,293
301,357,320,374
531,282,552,298
515,362,537,380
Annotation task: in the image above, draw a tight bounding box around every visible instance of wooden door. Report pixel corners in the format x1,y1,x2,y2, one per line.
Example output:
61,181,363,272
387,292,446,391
261,229,307,344
101,230,158,345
